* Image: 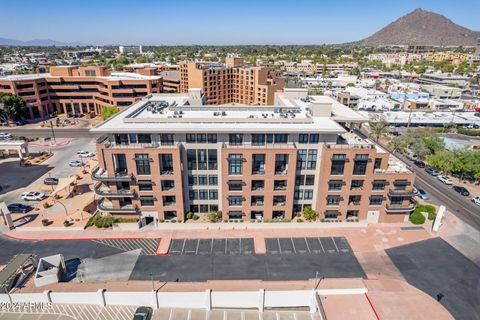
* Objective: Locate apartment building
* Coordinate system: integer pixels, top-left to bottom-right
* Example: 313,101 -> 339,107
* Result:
179,56 -> 284,105
91,88 -> 416,226
0,66 -> 162,119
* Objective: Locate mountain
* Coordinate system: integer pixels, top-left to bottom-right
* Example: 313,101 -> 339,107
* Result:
360,8 -> 480,46
0,37 -> 86,46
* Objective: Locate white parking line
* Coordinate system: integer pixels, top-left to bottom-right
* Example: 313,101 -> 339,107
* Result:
181,239 -> 186,254
290,238 -> 297,254
195,239 -> 200,255
331,238 -> 339,253
317,238 -> 325,253
303,238 -> 311,253
277,238 -> 282,254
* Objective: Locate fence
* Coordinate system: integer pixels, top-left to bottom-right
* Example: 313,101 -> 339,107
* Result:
0,287 -> 367,313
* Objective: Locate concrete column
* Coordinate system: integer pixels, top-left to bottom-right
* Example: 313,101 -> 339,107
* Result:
309,289 -> 318,313
43,290 -> 52,303
258,289 -> 265,312
152,290 -> 159,309
205,289 -> 212,311
97,289 -> 106,306
17,149 -> 23,160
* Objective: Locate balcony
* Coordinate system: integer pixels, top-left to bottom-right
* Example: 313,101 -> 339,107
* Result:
92,166 -> 134,182
388,189 -> 416,197
94,184 -> 135,198
385,201 -> 416,213
97,199 -> 137,214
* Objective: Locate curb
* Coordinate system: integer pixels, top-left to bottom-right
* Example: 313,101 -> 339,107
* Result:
3,233 -> 160,242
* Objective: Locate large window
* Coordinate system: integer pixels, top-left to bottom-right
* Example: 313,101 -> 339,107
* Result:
228,180 -> 243,191
140,196 -> 154,206
297,150 -> 307,169
326,195 -> 341,206
209,190 -> 218,200
160,154 -> 173,174
372,180 -> 386,191
138,180 -> 153,191
228,196 -> 243,206
113,154 -> 127,173
299,134 -> 309,144
307,150 -> 317,170
252,180 -> 264,191
252,154 -> 265,174
208,149 -> 217,170
160,134 -> 174,146
353,154 -> 369,175
330,154 -> 346,175
198,175 -> 208,185
304,190 -> 313,200
275,154 -> 289,174
274,134 -> 288,144
135,154 -> 151,175
197,149 -> 207,170
137,134 -> 151,144
161,180 -> 174,191
187,150 -> 197,170
114,134 -> 129,145
207,134 -> 217,144
252,134 -> 266,146
328,180 -> 343,191
228,154 -> 243,175
229,134 -> 243,146
369,195 -> 383,206
163,196 -> 176,206
209,175 -> 218,185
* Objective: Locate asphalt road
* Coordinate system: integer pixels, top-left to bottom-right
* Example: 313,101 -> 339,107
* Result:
1,127 -> 95,139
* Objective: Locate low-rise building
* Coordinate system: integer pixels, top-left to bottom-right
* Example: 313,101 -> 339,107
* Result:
90,88 -> 416,225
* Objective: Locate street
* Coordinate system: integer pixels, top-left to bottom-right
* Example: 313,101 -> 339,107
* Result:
0,138 -> 96,206
0,127 -> 94,139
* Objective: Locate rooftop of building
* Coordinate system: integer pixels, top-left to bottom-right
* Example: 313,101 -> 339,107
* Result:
360,110 -> 480,124
420,73 -> 469,80
91,89 -> 366,134
0,71 -> 160,81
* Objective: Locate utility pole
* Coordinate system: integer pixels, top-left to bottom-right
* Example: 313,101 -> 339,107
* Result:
49,121 -> 56,143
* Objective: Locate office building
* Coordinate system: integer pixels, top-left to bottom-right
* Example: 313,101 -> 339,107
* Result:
91,88 -> 416,226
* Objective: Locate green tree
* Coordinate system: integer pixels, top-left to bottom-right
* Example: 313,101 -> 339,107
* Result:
101,106 -> 120,120
302,206 -> 318,221
388,136 -> 407,154
369,120 -> 389,142
0,93 -> 27,122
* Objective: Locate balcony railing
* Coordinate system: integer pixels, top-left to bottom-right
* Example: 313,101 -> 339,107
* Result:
97,199 -> 138,214
94,185 -> 135,198
92,166 -> 134,182
385,201 -> 416,213
223,142 -> 296,149
388,189 -> 416,197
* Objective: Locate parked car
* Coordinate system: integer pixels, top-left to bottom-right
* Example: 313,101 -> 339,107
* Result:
7,203 -> 33,213
406,153 -> 418,161
69,160 -> 82,167
472,196 -> 480,206
453,186 -> 470,196
437,175 -> 453,185
43,177 -> 59,185
417,188 -> 430,200
77,150 -> 94,158
21,191 -> 46,201
132,306 -> 152,320
0,132 -> 13,139
414,160 -> 426,168
425,167 -> 439,176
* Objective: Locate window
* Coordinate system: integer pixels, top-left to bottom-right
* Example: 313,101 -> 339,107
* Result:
307,150 -> 317,170
207,134 -> 217,143
129,134 -> 137,144
349,195 -> 361,205
163,196 -> 176,206
273,211 -> 285,219
299,134 -> 309,144
252,180 -> 264,191
251,195 -> 264,206
294,190 -> 303,200
228,211 -> 243,219
85,70 -> 96,77
325,211 -> 340,219
252,134 -> 266,146
274,134 -> 288,143
135,154 -> 151,175
208,150 -> 217,170
138,180 -> 153,191
137,134 -> 151,144
252,154 -> 265,174
160,134 -> 174,146
330,154 -> 346,175
374,158 -> 382,171
304,175 -> 315,185
393,180 -> 409,190
188,175 -> 197,186
140,196 -> 154,206
186,134 -> 196,143
327,195 -> 341,206
372,180 -> 386,191
273,196 -> 286,206
304,190 -> 313,200
114,134 -> 129,145
229,196 -> 243,206
228,154 -> 243,175
198,175 -> 208,186
390,196 -> 404,205
297,150 -> 307,169
353,154 -> 369,175
199,190 -> 209,200
351,180 -> 364,191
229,134 -> 243,146
113,154 -> 127,173
209,175 -> 218,185
328,180 -> 343,191
196,134 -> 206,143
275,154 -> 288,174
309,134 -> 319,144
346,210 -> 359,218
190,205 -> 199,213
228,180 -> 243,191
369,195 -> 383,206
187,150 -> 197,170
160,154 -> 173,174
209,189 -> 218,200
189,190 -> 198,200
161,180 -> 174,191
296,175 -> 305,186
197,149 -> 207,170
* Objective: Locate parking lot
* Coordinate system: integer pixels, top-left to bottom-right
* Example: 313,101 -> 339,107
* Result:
168,238 -> 254,255
265,237 -> 351,255
93,238 -> 160,255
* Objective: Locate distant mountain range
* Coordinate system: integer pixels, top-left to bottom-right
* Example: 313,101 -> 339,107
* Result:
0,37 -> 86,46
360,8 -> 480,47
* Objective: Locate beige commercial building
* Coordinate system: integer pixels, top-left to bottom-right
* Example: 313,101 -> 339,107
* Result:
91,88 -> 416,226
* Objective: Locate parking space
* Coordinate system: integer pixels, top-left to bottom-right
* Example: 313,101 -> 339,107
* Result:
92,238 -> 160,255
168,238 -> 254,255
265,237 -> 352,255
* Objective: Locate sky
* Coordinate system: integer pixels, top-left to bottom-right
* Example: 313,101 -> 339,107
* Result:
1,0 -> 480,45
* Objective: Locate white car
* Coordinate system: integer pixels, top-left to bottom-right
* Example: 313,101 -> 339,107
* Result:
21,191 -> 46,201
77,151 -> 94,158
472,196 -> 480,206
437,175 -> 453,185
69,160 -> 83,167
0,132 -> 13,139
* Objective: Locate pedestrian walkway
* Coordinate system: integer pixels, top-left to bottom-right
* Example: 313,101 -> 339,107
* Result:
92,238 -> 160,255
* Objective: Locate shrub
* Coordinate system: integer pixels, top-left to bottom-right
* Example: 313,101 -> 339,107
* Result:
207,210 -> 222,222
101,106 -> 120,120
414,204 -> 436,221
192,214 -> 199,221
186,211 -> 193,220
409,211 -> 426,225
86,214 -> 113,228
297,218 -> 304,223
302,207 -> 318,221
113,217 -> 139,223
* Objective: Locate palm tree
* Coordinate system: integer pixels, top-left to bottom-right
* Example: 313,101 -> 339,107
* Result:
369,120 -> 389,143
388,137 -> 406,154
